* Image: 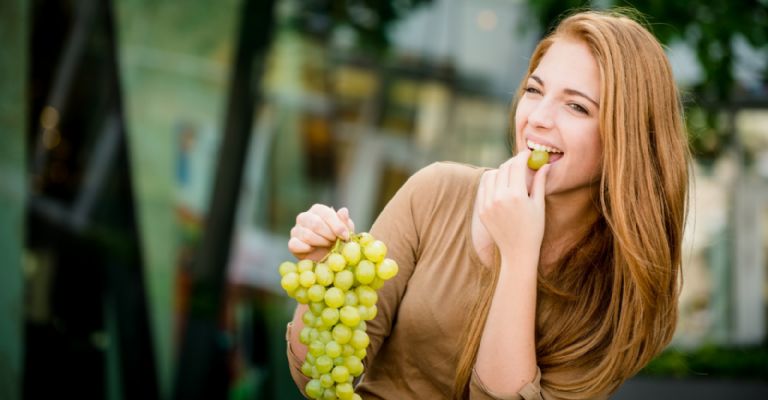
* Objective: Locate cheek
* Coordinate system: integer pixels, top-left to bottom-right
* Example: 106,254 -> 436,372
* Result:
583,129 -> 603,174
513,104 -> 529,151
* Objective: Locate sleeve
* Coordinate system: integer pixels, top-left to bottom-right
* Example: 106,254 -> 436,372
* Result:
363,163 -> 441,368
469,367 -> 610,400
469,367 -> 543,400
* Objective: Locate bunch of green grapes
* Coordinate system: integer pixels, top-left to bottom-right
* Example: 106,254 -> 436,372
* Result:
279,232 -> 399,400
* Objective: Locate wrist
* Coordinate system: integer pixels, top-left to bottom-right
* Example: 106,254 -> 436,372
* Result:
498,250 -> 540,278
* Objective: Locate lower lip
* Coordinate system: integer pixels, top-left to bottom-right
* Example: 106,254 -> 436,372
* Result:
548,153 -> 563,164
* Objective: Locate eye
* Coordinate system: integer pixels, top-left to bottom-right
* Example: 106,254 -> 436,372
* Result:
524,86 -> 542,95
568,103 -> 589,115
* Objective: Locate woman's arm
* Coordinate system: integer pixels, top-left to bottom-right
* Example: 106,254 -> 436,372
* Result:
472,151 -> 550,397
474,252 -> 539,395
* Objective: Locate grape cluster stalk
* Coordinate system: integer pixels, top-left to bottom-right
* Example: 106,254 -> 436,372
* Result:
279,232 -> 399,400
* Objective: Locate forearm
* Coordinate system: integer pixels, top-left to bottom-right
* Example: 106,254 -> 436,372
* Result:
474,252 -> 539,395
287,304 -> 310,392
289,304 -> 309,360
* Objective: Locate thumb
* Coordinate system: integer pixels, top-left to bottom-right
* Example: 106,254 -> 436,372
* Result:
531,164 -> 550,203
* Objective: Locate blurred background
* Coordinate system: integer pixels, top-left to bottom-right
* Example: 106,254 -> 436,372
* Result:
0,0 -> 767,399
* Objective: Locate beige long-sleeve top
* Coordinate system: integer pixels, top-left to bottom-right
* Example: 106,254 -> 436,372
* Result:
287,162 -> 610,399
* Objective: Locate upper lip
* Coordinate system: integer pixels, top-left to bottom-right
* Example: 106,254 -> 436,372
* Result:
525,136 -> 564,153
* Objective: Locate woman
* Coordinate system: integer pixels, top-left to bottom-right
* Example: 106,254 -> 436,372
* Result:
286,9 -> 690,400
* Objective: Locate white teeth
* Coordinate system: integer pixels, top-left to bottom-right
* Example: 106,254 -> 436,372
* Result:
526,139 -> 563,153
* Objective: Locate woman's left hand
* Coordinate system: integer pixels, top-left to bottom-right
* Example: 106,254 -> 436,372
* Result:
477,149 -> 551,258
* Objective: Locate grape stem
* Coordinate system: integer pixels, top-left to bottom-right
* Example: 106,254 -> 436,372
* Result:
319,232 -> 357,263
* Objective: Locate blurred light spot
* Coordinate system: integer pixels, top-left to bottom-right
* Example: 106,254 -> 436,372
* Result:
91,331 -> 110,350
43,128 -> 61,149
476,10 -> 497,32
40,106 -> 60,130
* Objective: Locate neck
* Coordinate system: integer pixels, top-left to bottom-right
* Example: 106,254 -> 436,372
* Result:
540,188 -> 601,271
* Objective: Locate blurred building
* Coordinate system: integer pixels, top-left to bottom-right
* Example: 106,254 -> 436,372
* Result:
1,0 -> 767,399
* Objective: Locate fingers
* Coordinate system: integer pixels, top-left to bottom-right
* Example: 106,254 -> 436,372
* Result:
496,150 -> 530,196
531,164 -> 550,203
494,159 -> 511,192
296,205 -> 346,241
337,207 -> 356,233
291,225 -> 334,248
511,149 -> 531,190
288,237 -> 312,254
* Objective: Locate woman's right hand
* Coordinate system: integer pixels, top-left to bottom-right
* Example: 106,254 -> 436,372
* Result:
288,204 -> 356,261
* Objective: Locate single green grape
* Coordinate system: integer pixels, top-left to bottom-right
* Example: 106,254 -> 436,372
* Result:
307,284 -> 326,303
369,276 -> 385,290
376,258 -> 398,280
319,373 -> 334,388
301,361 -> 313,377
310,365 -> 320,379
302,310 -> 317,327
344,355 -> 364,377
280,272 -> 300,294
354,260 -> 376,285
324,287 -> 345,309
307,328 -> 319,343
356,232 -> 374,246
527,149 -> 550,170
341,343 -> 355,357
342,241 -> 362,265
320,307 -> 339,326
325,340 -> 342,358
357,305 -> 371,321
344,291 -> 359,307
350,329 -> 369,350
332,324 -> 352,344
356,286 -> 377,307
363,240 -> 387,263
314,263 -> 334,286
299,270 -> 317,288
321,388 -> 336,400
331,365 -> 350,383
305,379 -> 323,399
318,330 -> 333,344
351,393 -> 362,400
299,326 -> 313,345
364,305 -> 378,321
354,347 -> 366,360
335,382 -> 354,400
334,270 -> 354,291
309,301 -> 325,315
315,355 -> 333,374
339,306 -> 361,327
327,253 -> 347,272
309,340 -> 326,357
297,259 -> 315,273
279,261 -> 297,276
294,287 -> 309,304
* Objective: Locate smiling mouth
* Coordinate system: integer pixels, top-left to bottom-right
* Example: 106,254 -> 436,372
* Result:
526,139 -> 564,163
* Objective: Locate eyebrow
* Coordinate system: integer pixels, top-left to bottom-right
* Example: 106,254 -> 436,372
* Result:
530,75 -> 600,108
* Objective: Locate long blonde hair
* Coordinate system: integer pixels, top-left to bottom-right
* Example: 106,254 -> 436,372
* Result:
454,10 -> 690,399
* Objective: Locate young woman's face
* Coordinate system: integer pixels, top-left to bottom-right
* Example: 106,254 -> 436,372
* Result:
515,38 -> 602,196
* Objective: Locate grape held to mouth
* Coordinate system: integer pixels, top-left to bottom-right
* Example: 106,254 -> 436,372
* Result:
527,149 -> 550,170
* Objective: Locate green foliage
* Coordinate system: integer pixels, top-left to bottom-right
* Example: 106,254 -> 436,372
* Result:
524,0 -> 768,101
288,0 -> 433,52
642,344 -> 768,380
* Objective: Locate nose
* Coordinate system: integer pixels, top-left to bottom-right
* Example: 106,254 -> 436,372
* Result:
527,99 -> 555,130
